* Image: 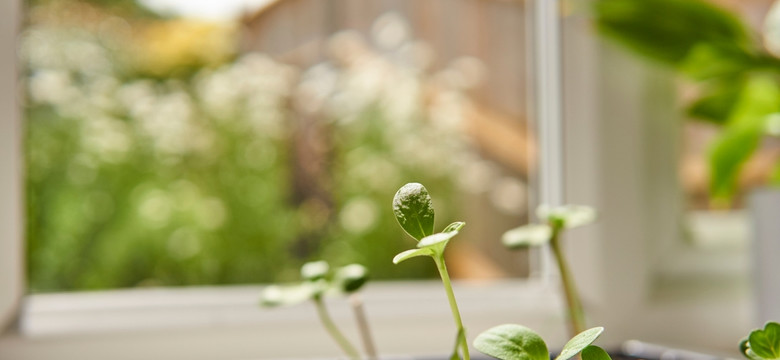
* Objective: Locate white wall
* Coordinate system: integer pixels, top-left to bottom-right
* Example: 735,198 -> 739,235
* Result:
0,0 -> 23,333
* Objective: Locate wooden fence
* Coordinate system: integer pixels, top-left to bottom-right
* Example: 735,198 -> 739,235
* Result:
240,0 -> 532,175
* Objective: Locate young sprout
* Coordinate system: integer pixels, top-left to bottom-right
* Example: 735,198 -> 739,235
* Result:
260,261 -> 374,360
474,324 -> 612,360
740,322 -> 780,360
337,264 -> 378,360
392,182 -> 470,360
502,205 -> 596,337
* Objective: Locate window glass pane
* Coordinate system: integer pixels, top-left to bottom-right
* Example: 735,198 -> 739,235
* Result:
23,0 -> 535,292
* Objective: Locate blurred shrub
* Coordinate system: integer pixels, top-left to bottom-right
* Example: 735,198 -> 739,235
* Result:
23,6 -> 474,291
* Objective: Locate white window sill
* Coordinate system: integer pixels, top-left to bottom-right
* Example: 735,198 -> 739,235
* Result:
0,280 -> 570,360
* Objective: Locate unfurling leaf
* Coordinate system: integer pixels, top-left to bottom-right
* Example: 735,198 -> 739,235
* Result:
418,231 -> 460,249
748,322 -> 780,359
334,264 -> 369,293
474,324 -> 549,360
555,327 -> 605,360
301,260 -> 330,281
393,183 -> 435,241
502,225 -> 552,249
537,205 -> 597,229
259,283 -> 316,307
392,248 -> 433,264
581,345 -> 612,360
443,221 -> 466,233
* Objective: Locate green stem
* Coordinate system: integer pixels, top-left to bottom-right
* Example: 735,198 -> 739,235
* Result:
549,225 -> 586,337
434,254 -> 470,360
313,297 -> 361,360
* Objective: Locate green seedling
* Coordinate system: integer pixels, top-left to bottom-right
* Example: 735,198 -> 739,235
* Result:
502,205 -> 597,337
740,322 -> 780,360
260,261 -> 375,360
392,182 -> 470,360
474,324 -> 612,360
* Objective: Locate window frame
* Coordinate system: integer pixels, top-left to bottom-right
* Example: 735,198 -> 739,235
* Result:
0,1 -> 757,359
0,0 -> 23,336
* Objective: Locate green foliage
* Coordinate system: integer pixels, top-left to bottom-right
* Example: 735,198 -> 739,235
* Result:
502,225 -> 552,249
743,322 -> 780,360
594,0 -> 750,66
503,205 -> 595,337
594,0 -> 780,203
555,327 -> 604,360
260,261 -> 369,307
473,325 -> 607,360
686,78 -> 745,125
392,183 -> 436,241
301,261 -> 330,281
581,345 -> 613,360
392,183 -> 470,360
24,12 -> 467,291
392,184 -> 465,265
334,264 -> 369,293
503,205 -> 596,249
474,324 -> 549,360
709,76 -> 780,201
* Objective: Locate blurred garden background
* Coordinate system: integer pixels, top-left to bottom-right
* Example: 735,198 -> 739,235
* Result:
23,0 -> 534,292
23,0 -> 780,294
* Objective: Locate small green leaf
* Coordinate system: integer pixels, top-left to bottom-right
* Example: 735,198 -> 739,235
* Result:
474,324 -> 549,360
259,283 -> 316,307
555,327 -> 605,360
393,248 -> 433,264
418,231 -> 459,249
749,322 -> 780,359
581,345 -> 612,360
334,264 -> 369,293
443,221 -> 466,233
301,260 -> 330,281
393,183 -> 435,241
709,76 -> 780,202
537,205 -> 597,229
741,337 -> 764,360
502,225 -> 552,249
679,43 -> 755,80
686,78 -> 744,125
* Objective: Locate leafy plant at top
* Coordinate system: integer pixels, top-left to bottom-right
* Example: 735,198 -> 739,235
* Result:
392,182 -> 470,360
740,322 -> 780,360
474,324 -> 612,360
594,0 -> 780,203
260,261 -> 374,360
503,205 -> 596,337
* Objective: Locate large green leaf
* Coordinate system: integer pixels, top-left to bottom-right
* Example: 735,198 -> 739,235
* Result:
686,78 -> 745,125
594,0 -> 750,66
392,183 -> 435,241
555,327 -> 605,360
679,43 -> 756,80
581,345 -> 613,360
709,76 -> 780,201
473,324 -> 549,360
749,322 -> 780,359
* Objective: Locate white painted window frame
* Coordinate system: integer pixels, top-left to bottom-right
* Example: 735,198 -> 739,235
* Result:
0,1 -> 756,359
